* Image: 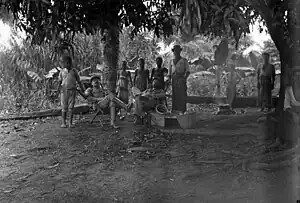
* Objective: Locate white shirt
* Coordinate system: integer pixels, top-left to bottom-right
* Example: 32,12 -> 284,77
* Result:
169,57 -> 190,75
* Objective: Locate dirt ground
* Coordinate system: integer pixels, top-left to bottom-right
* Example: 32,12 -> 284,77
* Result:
0,111 -> 300,203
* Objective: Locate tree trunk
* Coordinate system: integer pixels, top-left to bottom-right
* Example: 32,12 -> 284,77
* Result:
102,25 -> 120,93
259,3 -> 300,144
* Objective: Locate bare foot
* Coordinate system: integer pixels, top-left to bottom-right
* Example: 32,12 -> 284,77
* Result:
61,124 -> 67,128
68,123 -> 75,128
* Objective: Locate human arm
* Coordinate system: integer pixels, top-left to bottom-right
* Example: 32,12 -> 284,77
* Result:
184,59 -> 190,79
117,71 -> 120,81
168,60 -> 172,82
57,70 -> 63,92
74,69 -> 85,93
127,71 -> 133,87
271,65 -> 276,89
146,69 -> 150,84
236,72 -> 242,83
257,65 -> 261,89
150,68 -> 155,82
133,70 -> 138,86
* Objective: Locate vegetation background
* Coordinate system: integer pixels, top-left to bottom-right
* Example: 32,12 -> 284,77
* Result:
0,23 -> 280,114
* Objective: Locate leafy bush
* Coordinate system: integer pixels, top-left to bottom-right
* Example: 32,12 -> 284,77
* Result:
0,29 -> 105,114
0,25 -> 272,114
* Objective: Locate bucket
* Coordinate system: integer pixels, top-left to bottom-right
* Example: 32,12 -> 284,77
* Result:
150,112 -> 165,127
156,104 -> 168,115
176,112 -> 196,129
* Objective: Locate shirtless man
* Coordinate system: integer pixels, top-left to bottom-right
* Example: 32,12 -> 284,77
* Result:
150,57 -> 168,90
84,75 -> 132,128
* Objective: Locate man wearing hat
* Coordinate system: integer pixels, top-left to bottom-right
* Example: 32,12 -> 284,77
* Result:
257,52 -> 276,112
84,75 -> 132,128
168,45 -> 190,113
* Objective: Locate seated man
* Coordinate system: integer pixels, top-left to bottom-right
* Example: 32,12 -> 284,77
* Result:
133,79 -> 166,124
84,75 -> 132,129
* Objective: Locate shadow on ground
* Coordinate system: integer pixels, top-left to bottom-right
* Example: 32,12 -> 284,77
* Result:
0,112 -> 299,203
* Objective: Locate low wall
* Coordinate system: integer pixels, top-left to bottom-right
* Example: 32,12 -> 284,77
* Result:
187,96 -> 279,108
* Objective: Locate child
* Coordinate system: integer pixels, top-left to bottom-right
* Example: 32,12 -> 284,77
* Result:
58,55 -> 85,128
117,61 -> 132,104
117,61 -> 133,119
134,58 -> 149,92
84,75 -> 133,129
226,55 -> 241,109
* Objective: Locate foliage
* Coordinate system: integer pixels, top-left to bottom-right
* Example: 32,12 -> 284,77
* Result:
0,29 -> 106,113
263,39 -> 280,65
0,0 -> 259,47
119,27 -> 159,70
187,74 -> 257,97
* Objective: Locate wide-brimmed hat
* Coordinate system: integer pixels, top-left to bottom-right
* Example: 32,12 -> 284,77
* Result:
90,75 -> 101,83
172,45 -> 182,52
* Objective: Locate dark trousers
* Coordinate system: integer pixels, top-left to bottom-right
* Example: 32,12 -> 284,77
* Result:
259,76 -> 272,110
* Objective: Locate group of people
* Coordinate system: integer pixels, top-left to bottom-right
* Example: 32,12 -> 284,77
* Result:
57,44 -> 191,128
57,44 -> 276,129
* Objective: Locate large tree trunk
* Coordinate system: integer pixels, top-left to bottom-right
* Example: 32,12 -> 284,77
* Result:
102,25 -> 120,93
101,10 -> 120,126
259,3 -> 300,145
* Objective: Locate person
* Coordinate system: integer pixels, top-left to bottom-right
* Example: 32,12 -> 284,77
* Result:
58,55 -> 85,128
226,54 -> 241,108
117,61 -> 132,104
168,45 -> 190,113
134,58 -> 149,92
133,79 -> 166,124
257,52 -> 275,112
84,75 -> 133,129
117,61 -> 133,119
150,56 -> 168,90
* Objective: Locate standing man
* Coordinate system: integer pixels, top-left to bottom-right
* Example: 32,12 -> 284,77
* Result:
150,56 -> 168,90
168,45 -> 190,113
257,52 -> 276,112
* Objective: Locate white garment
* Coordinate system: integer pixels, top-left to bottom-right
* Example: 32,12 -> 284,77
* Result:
283,86 -> 300,110
169,57 -> 190,75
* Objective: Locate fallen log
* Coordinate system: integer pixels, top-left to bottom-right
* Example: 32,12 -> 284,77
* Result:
0,104 -> 90,121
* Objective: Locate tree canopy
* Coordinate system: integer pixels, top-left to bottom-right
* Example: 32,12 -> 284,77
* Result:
0,0 -> 256,46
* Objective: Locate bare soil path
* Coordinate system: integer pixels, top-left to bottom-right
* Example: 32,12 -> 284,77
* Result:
0,112 -> 299,203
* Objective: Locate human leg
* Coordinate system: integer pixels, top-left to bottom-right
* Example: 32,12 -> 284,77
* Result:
260,78 -> 266,112
60,89 -> 68,128
266,81 -> 272,111
109,102 -> 119,129
68,90 -> 76,128
96,95 -> 119,128
118,90 -> 129,119
172,76 -> 187,113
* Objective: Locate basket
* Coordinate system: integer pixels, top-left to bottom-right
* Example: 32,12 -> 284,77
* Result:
176,112 -> 196,129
